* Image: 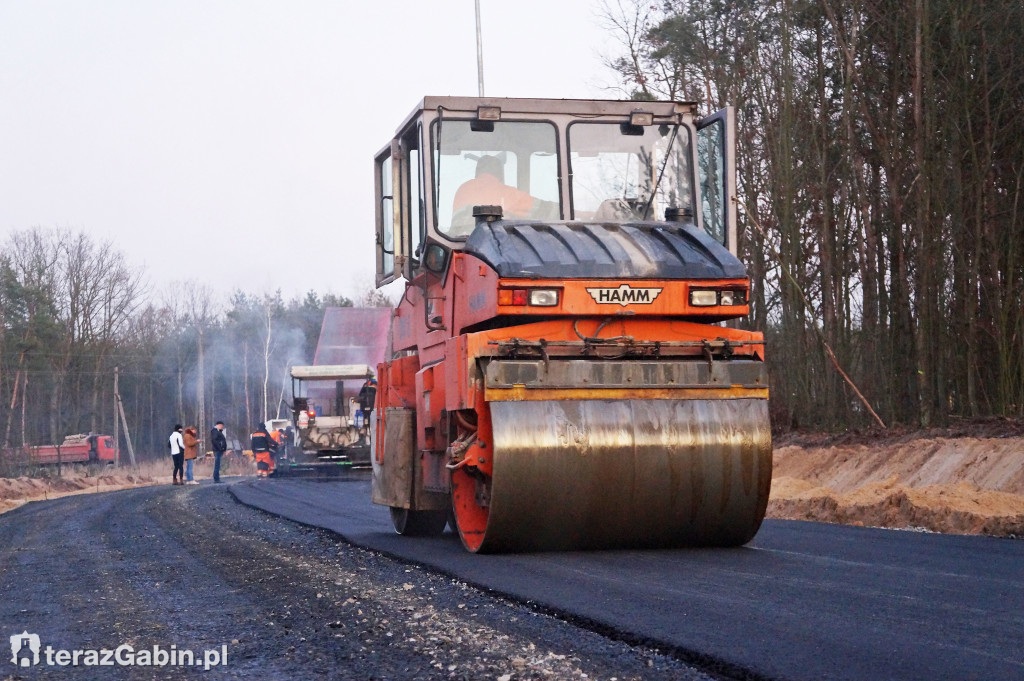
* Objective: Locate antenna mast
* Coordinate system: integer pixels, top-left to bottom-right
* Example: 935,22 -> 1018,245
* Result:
475,0 -> 485,96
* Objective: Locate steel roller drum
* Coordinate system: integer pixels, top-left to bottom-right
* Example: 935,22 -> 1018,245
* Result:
478,398 -> 772,552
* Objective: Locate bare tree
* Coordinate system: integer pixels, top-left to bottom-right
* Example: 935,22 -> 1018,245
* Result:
184,281 -> 217,441
598,0 -> 1024,427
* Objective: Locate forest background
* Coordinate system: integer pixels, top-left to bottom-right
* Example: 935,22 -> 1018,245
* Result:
2,0 -> 1023,461
0,226 -> 389,460
601,0 -> 1023,428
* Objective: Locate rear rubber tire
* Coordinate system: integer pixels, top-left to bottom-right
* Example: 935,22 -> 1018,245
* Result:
390,507 -> 447,537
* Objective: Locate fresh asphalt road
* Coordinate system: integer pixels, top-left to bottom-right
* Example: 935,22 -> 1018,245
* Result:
232,476 -> 1024,681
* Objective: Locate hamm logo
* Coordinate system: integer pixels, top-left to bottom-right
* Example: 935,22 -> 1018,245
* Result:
586,285 -> 663,307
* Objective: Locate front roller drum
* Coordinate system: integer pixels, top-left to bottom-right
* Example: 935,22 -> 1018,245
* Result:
451,398 -> 772,553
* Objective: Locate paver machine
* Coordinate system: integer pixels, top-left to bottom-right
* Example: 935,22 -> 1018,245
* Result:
370,97 -> 770,552
290,363 -> 376,465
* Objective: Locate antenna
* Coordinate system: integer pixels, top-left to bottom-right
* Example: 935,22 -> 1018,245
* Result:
475,0 -> 485,96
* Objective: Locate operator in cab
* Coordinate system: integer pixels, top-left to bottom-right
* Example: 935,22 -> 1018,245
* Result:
451,156 -> 558,229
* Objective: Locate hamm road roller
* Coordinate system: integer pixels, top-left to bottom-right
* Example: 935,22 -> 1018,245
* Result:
370,97 -> 770,552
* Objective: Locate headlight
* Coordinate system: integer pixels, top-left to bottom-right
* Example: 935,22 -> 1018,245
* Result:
690,290 -> 718,306
721,290 -> 746,305
690,288 -> 746,307
529,289 -> 559,306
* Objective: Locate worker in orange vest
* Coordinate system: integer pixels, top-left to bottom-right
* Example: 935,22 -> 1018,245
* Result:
269,427 -> 289,461
250,422 -> 277,477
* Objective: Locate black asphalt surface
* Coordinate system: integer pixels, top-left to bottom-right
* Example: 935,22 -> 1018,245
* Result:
232,476 -> 1024,681
0,481 -> 710,680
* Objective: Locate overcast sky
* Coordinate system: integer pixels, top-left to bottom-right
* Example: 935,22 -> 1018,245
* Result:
0,1 -> 623,303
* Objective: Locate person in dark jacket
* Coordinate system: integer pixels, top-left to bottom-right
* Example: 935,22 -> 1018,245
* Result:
250,422 -> 277,477
210,421 -> 228,483
357,377 -> 377,414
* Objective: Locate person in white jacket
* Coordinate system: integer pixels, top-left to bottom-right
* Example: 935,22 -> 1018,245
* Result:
169,424 -> 185,485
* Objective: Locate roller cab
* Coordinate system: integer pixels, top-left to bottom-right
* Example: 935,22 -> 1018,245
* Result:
370,97 -> 770,552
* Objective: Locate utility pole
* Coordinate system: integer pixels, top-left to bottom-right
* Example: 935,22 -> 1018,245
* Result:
197,327 -> 206,447
113,366 -> 137,467
113,367 -> 120,466
116,394 -> 137,467
475,0 -> 485,96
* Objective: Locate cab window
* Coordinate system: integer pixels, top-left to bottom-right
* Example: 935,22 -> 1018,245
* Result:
432,120 -> 560,238
374,149 -> 396,283
401,125 -> 425,265
568,121 -> 693,222
697,117 -> 726,245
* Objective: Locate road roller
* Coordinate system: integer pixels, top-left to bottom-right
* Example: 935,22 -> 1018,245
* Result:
370,97 -> 770,552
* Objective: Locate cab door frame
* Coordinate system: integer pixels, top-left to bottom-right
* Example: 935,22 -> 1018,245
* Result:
375,118 -> 428,286
374,142 -> 403,286
696,106 -> 738,256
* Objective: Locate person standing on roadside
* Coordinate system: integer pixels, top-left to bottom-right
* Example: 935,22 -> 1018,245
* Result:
210,420 -> 228,483
183,426 -> 202,485
169,424 -> 185,485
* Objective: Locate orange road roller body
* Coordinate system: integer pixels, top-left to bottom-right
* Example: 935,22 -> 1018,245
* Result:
370,97 -> 771,552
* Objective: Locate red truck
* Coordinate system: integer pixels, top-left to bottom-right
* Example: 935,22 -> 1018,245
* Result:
27,433 -> 116,465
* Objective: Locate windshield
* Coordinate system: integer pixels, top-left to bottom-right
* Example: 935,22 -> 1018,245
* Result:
433,120 -> 560,237
568,122 -> 693,222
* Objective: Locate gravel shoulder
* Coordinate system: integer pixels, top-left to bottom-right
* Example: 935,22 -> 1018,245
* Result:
0,482 -> 709,681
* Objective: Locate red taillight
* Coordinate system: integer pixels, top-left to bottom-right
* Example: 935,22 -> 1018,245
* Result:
498,287 -> 560,307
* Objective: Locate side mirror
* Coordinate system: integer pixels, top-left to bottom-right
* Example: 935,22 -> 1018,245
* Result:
423,242 -> 450,275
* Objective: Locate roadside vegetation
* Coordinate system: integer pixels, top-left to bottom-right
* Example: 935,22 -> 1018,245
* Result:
0,226 -> 391,465
601,0 -> 1024,430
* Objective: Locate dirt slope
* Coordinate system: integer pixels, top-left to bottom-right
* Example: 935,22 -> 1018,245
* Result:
0,455 -> 258,514
0,472 -> 159,513
768,429 -> 1024,536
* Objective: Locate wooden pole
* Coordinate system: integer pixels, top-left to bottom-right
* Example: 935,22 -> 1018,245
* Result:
116,394 -> 137,468
197,328 -> 205,450
113,367 -> 120,467
113,367 -> 136,468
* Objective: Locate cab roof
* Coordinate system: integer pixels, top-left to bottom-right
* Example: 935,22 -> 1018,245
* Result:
290,364 -> 374,381
394,96 -> 699,134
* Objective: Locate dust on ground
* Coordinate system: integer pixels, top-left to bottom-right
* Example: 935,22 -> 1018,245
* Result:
768,419 -> 1024,536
